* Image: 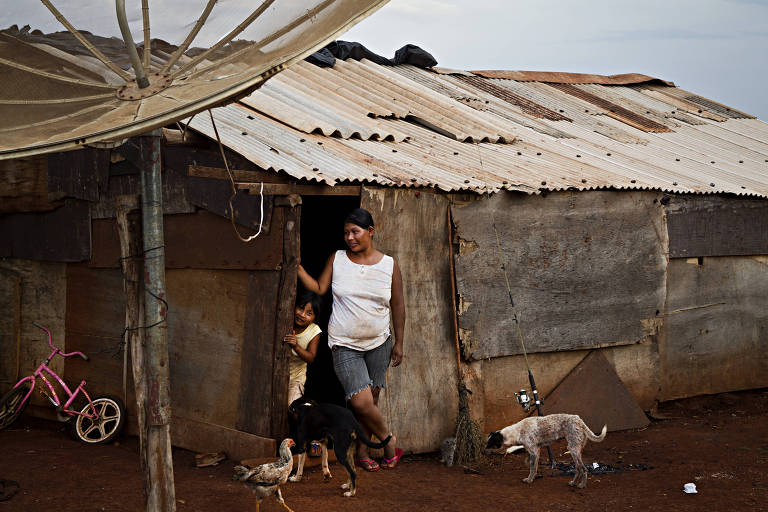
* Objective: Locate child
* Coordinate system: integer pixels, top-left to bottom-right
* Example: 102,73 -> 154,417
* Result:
283,290 -> 322,405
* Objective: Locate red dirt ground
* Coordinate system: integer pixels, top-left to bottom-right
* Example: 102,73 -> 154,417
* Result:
1,389 -> 766,512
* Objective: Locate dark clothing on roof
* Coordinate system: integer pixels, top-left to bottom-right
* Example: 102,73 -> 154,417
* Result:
306,41 -> 437,69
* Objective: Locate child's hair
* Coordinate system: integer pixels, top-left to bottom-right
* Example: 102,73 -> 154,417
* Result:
296,289 -> 322,317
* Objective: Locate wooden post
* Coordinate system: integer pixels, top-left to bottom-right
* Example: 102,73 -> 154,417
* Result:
139,130 -> 176,511
115,194 -> 150,498
269,195 -> 301,441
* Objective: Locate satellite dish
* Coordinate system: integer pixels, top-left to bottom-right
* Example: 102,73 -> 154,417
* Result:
0,0 -> 389,159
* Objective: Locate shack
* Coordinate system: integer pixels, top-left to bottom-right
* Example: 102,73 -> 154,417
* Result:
2,54 -> 767,457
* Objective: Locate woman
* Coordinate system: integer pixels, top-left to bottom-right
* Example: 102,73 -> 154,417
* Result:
297,208 -> 405,470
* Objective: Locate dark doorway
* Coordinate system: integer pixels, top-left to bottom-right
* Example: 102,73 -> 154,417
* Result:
300,194 -> 360,406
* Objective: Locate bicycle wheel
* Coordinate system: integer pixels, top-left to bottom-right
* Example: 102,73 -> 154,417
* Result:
0,384 -> 32,430
72,395 -> 126,444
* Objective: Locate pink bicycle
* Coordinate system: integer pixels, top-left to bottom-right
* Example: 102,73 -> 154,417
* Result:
0,323 -> 125,444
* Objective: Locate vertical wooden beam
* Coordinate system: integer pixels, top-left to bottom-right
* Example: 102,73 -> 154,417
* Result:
139,130 -> 176,511
269,195 -> 301,440
115,194 -> 150,497
237,269 -> 281,436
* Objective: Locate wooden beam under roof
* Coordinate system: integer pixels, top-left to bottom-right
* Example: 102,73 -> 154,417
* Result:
189,164 -> 361,196
238,182 -> 361,196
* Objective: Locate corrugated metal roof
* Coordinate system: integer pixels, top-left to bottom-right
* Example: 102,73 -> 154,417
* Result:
469,70 -> 675,87
188,59 -> 768,198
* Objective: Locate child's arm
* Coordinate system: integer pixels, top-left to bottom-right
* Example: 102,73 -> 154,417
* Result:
283,331 -> 321,364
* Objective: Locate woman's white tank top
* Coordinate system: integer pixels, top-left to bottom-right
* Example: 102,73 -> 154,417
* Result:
328,250 -> 393,351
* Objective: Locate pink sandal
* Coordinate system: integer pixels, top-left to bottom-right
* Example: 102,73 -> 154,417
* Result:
382,448 -> 403,469
356,458 -> 380,472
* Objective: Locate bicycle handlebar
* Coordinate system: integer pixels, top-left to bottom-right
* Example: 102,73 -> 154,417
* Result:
33,322 -> 89,361
60,350 -> 89,360
33,322 -> 54,350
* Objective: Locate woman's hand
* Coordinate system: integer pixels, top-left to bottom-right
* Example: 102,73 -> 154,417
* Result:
391,342 -> 403,367
283,330 -> 298,349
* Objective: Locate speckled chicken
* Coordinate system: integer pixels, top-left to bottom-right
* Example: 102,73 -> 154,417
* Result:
234,438 -> 295,512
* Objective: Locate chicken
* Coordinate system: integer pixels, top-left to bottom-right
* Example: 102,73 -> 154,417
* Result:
234,438 -> 295,512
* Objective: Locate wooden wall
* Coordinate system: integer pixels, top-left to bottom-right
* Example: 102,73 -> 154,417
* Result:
0,260 -> 67,408
659,256 -> 768,400
165,269 -> 250,427
59,206 -> 287,457
468,339 -> 662,433
361,187 -> 458,453
452,190 -> 668,360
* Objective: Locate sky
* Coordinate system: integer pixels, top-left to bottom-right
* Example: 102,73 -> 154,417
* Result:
343,0 -> 768,120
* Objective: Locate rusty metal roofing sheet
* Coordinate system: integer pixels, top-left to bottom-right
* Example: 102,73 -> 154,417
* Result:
234,57 -> 526,144
489,79 -> 650,144
188,61 -> 768,199
454,75 -> 571,122
469,70 -> 675,86
389,66 -> 574,139
648,86 -> 756,119
549,83 -> 673,133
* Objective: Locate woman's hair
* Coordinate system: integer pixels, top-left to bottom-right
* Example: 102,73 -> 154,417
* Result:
296,289 -> 322,317
344,207 -> 374,229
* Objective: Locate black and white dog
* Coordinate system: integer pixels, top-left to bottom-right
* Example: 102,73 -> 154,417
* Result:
288,397 -> 391,497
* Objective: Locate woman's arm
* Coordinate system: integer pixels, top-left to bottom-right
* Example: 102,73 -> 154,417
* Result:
389,260 -> 405,367
297,253 -> 335,295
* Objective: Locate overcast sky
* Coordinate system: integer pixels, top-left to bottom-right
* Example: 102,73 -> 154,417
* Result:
343,0 -> 768,120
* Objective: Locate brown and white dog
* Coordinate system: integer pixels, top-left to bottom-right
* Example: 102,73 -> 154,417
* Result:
484,414 -> 607,488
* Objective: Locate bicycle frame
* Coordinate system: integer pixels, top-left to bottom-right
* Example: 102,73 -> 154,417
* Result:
11,324 -> 99,421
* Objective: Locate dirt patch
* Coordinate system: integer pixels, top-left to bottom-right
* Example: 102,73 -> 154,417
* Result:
1,389 -> 767,511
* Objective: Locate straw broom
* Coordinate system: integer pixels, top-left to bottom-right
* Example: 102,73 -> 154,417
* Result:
453,381 -> 482,465
447,208 -> 482,465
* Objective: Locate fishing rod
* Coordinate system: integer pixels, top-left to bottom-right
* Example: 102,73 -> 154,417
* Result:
491,211 -> 556,468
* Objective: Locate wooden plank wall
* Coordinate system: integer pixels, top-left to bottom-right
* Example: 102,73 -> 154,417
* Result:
361,187 -> 458,453
0,156 -> 56,213
0,268 -> 21,388
666,195 -> 768,257
89,210 -> 282,270
65,265 -> 130,403
0,200 -> 91,261
0,260 -> 66,400
165,269 -> 250,427
452,190 -> 668,360
63,262 -> 279,439
65,209 -> 286,447
659,256 -> 768,400
237,271 -> 281,435
47,148 -> 110,202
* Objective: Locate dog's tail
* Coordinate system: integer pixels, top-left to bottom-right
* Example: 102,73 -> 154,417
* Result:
586,424 -> 608,443
354,428 -> 392,449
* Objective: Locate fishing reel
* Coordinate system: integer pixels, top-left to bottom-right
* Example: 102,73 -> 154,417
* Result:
514,389 -> 540,413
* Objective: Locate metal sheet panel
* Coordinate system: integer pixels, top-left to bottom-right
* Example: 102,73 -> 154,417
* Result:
454,75 -> 571,121
542,350 -> 650,433
665,195 -> 768,257
185,60 -> 768,198
549,83 -> 673,133
469,70 -> 674,86
453,191 -> 667,360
